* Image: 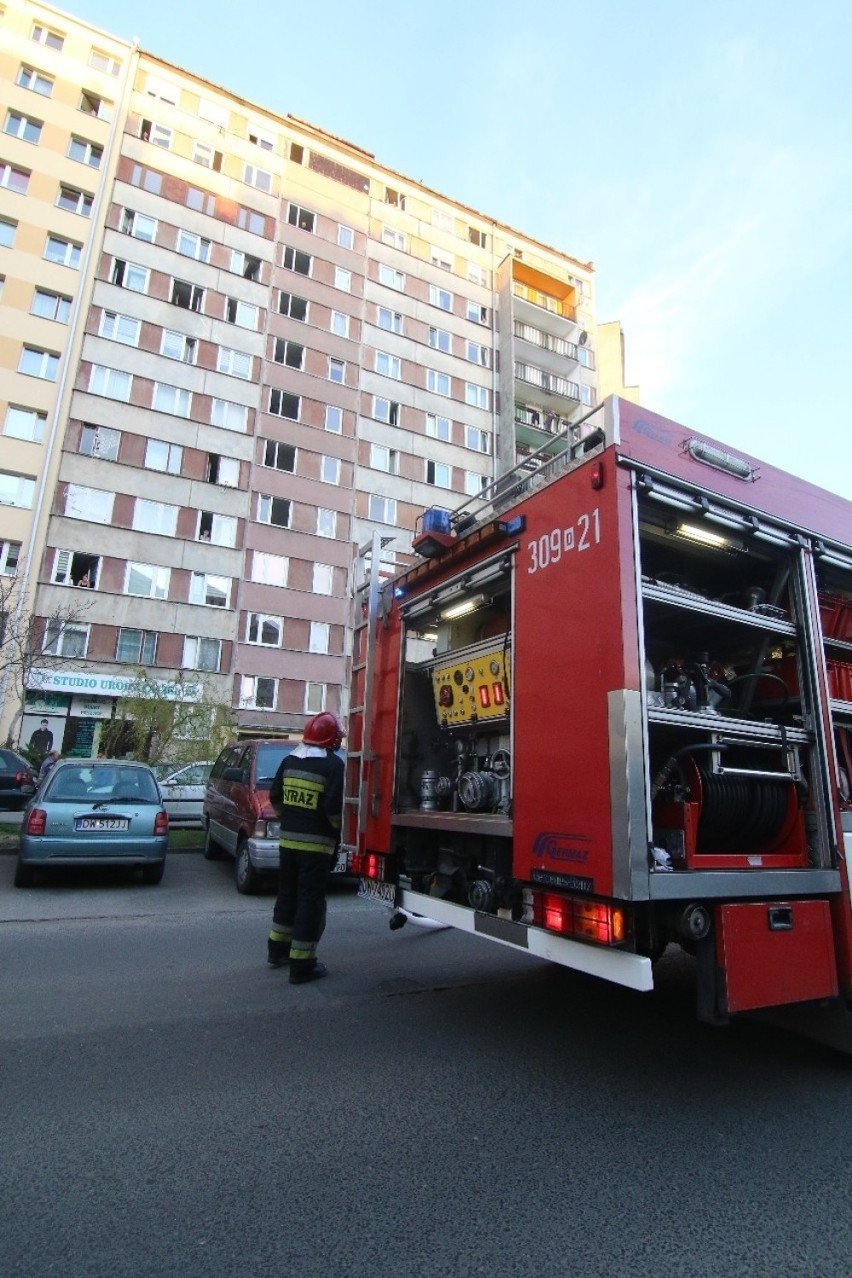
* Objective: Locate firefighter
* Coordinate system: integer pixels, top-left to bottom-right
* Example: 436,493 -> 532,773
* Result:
266,713 -> 345,984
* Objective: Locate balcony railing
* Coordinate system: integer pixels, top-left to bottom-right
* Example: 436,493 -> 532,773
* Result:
512,282 -> 576,322
514,362 -> 580,401
514,321 -> 577,360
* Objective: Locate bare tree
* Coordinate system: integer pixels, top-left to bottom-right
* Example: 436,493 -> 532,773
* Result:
0,574 -> 93,749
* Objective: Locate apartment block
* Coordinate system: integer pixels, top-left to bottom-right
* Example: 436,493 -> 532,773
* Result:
0,0 -> 625,754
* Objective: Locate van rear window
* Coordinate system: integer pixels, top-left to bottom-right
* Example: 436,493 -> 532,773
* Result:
256,744 -> 295,785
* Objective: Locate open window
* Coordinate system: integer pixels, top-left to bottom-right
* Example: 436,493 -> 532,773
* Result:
52,548 -> 100,588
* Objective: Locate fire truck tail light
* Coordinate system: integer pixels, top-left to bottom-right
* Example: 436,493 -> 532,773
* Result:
522,888 -> 628,946
591,460 -> 605,491
350,852 -> 387,881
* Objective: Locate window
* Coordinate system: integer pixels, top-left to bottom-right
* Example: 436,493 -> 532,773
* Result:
467,300 -> 489,325
177,230 -> 211,262
432,208 -> 453,233
279,291 -> 308,320
375,351 -> 401,379
282,246 -> 312,276
152,384 -> 192,417
468,227 -> 487,249
240,676 -> 277,711
79,424 -> 120,460
99,311 -> 140,345
325,405 -> 343,434
141,121 -> 172,149
426,414 -> 451,442
316,508 -> 337,538
313,563 -> 333,595
580,384 -> 596,407
385,187 -> 405,210
218,347 -> 253,379
248,124 -> 275,151
330,310 -> 349,337
244,163 -> 272,192
427,461 -> 452,488
466,340 -> 489,366
191,141 -> 223,171
287,204 -> 315,232
45,235 -> 81,268
57,185 -> 92,216
32,24 -> 65,50
161,329 -> 197,363
19,346 -> 59,380
269,389 -> 300,420
0,163 -> 30,194
65,484 -> 113,523
309,622 -> 330,654
89,49 -> 122,76
52,549 -> 100,588
251,552 -> 288,586
329,358 -> 345,384
0,218 -> 16,247
189,572 -> 231,608
305,683 -> 327,715
4,406 -> 46,443
258,495 -> 291,528
371,444 -> 398,474
198,99 -> 229,128
465,471 -> 488,497
373,397 -> 400,426
289,142 -> 305,164
32,289 -> 71,323
79,90 -> 112,121
43,621 -> 88,659
379,264 -> 405,291
334,266 -> 351,292
467,263 -> 487,287
89,364 -> 131,401
145,75 -> 179,105
132,167 -> 163,196
232,250 -> 262,281
369,495 -> 396,524
427,369 -> 451,397
273,338 -> 304,369
237,206 -> 265,235
263,440 -> 296,472
1,540 -> 22,576
68,137 -> 102,168
225,297 -> 259,329
377,307 -> 403,334
116,628 -> 157,664
111,259 -> 149,292
133,499 -> 179,536
182,636 -> 221,672
170,279 -> 204,312
0,472 -> 36,509
381,227 -> 406,250
431,247 -> 453,272
578,346 -> 595,369
125,562 -> 170,599
145,439 -> 182,474
321,456 -> 340,485
4,111 -> 42,144
206,454 -> 240,487
196,511 -> 237,547
210,399 -> 248,432
429,327 -> 451,353
466,426 -> 490,454
465,383 -> 489,410
338,225 -> 354,249
18,66 -> 53,96
247,614 -> 282,647
429,284 -> 453,312
120,209 -> 156,241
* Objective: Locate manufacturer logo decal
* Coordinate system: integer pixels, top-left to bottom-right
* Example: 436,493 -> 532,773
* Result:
532,831 -> 590,864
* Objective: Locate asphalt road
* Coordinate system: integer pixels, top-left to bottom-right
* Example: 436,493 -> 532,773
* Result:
1,853 -> 850,1278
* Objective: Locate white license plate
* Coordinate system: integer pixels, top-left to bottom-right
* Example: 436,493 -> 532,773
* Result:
331,850 -> 349,874
358,877 -> 396,907
75,817 -> 130,831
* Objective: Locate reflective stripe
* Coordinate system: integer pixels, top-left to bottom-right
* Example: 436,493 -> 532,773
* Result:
278,835 -> 336,853
269,928 -> 292,942
290,942 -> 317,960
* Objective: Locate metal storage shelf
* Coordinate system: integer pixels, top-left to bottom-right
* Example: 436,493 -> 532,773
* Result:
642,583 -> 797,636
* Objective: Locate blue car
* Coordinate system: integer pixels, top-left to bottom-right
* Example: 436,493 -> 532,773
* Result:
15,759 -> 168,888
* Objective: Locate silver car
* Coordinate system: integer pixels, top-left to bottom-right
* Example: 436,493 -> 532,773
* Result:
154,762 -> 213,828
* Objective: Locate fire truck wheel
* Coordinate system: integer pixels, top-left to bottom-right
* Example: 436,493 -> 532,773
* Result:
235,837 -> 261,895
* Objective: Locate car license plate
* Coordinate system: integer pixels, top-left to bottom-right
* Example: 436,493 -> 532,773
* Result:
358,877 -> 396,907
331,849 -> 348,874
75,817 -> 130,831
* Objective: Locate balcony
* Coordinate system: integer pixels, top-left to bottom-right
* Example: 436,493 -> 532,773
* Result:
515,361 -> 581,406
512,281 -> 576,323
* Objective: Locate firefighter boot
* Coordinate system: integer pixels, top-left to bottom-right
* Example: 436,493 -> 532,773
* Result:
267,929 -> 291,967
289,959 -> 328,985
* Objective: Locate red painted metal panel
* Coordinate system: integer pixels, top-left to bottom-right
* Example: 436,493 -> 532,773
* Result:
717,900 -> 838,1013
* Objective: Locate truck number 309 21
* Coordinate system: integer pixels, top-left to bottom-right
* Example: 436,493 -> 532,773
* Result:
527,508 -> 601,574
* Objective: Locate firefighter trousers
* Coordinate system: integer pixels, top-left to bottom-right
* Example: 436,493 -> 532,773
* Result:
272,847 -> 333,967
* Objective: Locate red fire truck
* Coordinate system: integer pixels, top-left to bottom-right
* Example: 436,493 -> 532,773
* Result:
346,397 -> 852,1051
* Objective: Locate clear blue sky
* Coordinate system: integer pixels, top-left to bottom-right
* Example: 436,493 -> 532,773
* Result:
64,0 -> 852,500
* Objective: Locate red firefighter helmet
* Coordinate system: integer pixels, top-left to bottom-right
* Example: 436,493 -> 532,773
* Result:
303,712 -> 344,750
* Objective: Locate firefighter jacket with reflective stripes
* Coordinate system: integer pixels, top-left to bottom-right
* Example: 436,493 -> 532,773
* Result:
269,745 -> 344,854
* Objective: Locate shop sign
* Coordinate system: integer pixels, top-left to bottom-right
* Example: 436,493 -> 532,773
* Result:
70,696 -> 112,720
27,668 -> 204,702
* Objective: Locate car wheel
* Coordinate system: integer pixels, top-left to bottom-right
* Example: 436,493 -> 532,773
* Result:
13,860 -> 36,888
140,863 -> 165,885
202,821 -> 223,861
234,838 -> 261,895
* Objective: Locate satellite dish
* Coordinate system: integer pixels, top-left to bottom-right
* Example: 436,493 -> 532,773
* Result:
579,331 -> 588,345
